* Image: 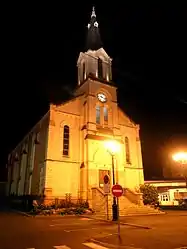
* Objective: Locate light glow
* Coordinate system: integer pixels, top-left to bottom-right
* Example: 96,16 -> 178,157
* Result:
172,152 -> 187,164
104,140 -> 120,154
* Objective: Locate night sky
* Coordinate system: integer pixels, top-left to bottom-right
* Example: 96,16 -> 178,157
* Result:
1,5 -> 187,181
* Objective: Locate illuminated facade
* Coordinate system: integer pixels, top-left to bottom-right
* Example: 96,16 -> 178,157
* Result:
7,8 -> 145,210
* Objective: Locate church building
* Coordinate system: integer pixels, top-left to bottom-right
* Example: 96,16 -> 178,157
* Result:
7,8 -> 145,212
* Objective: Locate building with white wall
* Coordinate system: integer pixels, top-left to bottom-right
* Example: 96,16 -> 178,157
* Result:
145,179 -> 187,206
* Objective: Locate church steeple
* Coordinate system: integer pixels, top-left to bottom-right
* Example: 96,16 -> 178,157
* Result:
77,7 -> 112,85
86,7 -> 102,51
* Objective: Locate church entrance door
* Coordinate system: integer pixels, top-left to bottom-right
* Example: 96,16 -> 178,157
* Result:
99,169 -> 111,189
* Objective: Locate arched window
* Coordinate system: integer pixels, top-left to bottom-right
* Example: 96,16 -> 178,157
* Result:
125,137 -> 130,163
98,58 -> 103,78
109,64 -> 112,81
96,105 -> 100,124
63,125 -> 69,156
103,106 -> 108,125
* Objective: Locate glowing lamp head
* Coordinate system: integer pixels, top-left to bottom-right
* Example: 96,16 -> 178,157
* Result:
104,140 -> 120,154
172,152 -> 187,164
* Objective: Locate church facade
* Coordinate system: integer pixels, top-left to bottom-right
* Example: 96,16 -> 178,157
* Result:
7,8 -> 144,208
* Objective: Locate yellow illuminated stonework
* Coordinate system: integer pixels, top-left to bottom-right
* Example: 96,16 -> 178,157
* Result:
7,8 -> 151,215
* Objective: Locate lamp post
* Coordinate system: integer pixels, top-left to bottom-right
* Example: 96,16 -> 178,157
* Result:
172,152 -> 187,189
104,140 -> 120,221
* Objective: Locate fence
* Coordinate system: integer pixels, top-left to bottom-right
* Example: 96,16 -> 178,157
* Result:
4,193 -> 89,212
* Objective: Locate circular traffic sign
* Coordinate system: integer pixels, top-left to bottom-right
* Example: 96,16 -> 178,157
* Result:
112,184 -> 123,197
104,175 -> 110,184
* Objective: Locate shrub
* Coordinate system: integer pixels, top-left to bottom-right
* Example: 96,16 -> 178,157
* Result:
140,184 -> 159,205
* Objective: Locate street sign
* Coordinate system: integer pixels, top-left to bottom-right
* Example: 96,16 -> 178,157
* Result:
112,184 -> 123,197
104,175 -> 109,184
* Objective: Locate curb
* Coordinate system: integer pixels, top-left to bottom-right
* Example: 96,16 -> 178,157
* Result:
82,211 -> 165,219
81,215 -> 151,229
90,238 -> 142,249
11,210 -> 86,218
33,214 -> 81,218
120,222 -> 150,229
11,209 -> 32,217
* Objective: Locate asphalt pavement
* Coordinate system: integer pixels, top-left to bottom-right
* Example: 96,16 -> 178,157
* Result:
0,209 -> 187,249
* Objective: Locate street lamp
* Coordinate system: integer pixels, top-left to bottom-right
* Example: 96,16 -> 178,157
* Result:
172,152 -> 187,188
104,140 -> 120,221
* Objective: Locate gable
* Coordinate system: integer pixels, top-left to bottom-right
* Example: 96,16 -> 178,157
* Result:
118,107 -> 136,127
51,95 -> 83,116
77,52 -> 84,65
96,48 -> 112,61
77,48 -> 112,65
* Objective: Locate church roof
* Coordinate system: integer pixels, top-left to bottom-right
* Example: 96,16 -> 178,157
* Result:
85,7 -> 103,51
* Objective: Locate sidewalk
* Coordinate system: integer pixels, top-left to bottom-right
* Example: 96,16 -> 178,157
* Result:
82,212 -> 166,229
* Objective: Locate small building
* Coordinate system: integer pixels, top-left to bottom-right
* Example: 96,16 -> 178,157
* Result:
145,179 -> 187,206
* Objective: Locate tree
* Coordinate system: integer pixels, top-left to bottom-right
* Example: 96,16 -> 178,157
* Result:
140,184 -> 159,205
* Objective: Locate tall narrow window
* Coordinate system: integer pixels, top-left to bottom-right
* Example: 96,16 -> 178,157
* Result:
125,137 -> 130,163
82,62 -> 85,81
98,58 -> 103,78
109,64 -> 112,80
63,125 -> 69,156
103,106 -> 108,125
96,106 -> 100,124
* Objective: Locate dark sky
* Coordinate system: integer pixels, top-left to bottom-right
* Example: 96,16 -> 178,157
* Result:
1,4 -> 187,181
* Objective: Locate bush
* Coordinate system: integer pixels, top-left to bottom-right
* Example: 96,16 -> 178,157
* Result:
28,198 -> 92,216
78,200 -> 89,209
140,184 -> 159,206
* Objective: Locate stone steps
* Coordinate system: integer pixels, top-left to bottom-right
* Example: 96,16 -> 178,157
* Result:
92,187 -> 161,217
97,206 -> 161,216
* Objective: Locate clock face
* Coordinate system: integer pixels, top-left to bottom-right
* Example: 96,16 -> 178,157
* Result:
97,93 -> 107,103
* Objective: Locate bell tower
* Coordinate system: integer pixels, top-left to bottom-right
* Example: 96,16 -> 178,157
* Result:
75,7 -> 119,136
77,7 -> 112,85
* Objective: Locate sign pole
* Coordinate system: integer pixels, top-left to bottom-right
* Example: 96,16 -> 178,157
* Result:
106,194 -> 109,220
111,184 -> 123,243
117,197 -> 121,240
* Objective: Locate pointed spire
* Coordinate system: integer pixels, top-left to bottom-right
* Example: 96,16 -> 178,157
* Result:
85,7 -> 102,51
91,6 -> 96,18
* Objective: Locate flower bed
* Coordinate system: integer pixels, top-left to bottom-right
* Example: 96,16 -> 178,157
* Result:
29,200 -> 95,216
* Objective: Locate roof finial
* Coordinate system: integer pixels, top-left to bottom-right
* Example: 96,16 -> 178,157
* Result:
91,6 -> 96,18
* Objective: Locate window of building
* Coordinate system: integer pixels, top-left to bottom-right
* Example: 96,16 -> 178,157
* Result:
109,64 -> 112,81
30,139 -> 35,171
161,194 -> 169,202
82,62 -> 85,81
98,58 -> 103,78
63,125 -> 69,156
103,106 -> 108,124
125,137 -> 130,163
96,105 -> 100,124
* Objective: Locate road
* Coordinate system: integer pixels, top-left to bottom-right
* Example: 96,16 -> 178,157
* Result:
0,209 -> 187,249
0,211 -> 119,249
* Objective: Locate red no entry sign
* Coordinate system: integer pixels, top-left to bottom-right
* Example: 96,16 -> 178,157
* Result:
112,184 -> 123,197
